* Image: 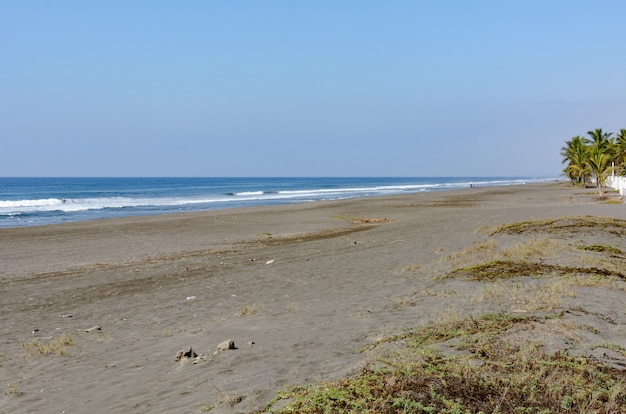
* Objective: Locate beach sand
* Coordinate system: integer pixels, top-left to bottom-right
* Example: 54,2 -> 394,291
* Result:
1,182 -> 625,413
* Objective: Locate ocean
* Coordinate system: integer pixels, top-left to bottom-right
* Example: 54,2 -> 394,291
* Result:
0,177 -> 555,228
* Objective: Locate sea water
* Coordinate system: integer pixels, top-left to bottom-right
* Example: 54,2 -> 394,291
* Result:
0,177 -> 554,228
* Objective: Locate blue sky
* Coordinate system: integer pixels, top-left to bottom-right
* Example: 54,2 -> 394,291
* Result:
1,1 -> 625,177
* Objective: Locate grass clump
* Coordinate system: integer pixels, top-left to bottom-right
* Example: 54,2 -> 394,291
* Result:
239,304 -> 264,316
262,313 -> 626,413
488,216 -> 626,237
500,237 -> 560,260
20,334 -> 75,357
446,260 -> 549,281
5,383 -> 22,397
444,240 -> 496,264
443,259 -> 626,281
577,244 -> 624,257
398,262 -> 421,274
443,237 -> 562,268
379,312 -> 549,348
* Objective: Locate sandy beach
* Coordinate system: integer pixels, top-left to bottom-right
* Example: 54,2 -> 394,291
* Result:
1,182 -> 626,413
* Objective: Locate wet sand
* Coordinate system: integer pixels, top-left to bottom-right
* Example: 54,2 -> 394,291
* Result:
1,182 -> 625,413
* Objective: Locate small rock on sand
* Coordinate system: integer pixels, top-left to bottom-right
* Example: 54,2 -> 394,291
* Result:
175,346 -> 198,362
214,339 -> 236,354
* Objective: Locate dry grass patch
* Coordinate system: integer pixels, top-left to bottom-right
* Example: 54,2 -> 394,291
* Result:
500,236 -> 561,260
443,260 -> 626,281
443,239 -> 496,267
488,216 -> 626,237
508,280 -> 575,312
577,244 -> 625,257
565,274 -> 623,289
579,254 -> 626,277
469,279 -> 575,312
443,260 -> 549,281
444,237 -> 562,269
239,304 -> 264,316
392,289 -> 420,308
5,383 -> 22,397
392,296 -> 416,309
20,334 -> 75,357
470,281 -> 508,303
397,262 -> 421,274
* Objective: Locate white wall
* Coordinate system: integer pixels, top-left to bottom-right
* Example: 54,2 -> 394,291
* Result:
606,175 -> 626,196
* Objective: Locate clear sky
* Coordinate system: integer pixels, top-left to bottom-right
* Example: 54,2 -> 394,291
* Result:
1,1 -> 625,177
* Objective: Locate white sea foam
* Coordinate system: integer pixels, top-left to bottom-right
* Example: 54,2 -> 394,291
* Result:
0,193 -> 276,215
0,198 -> 65,208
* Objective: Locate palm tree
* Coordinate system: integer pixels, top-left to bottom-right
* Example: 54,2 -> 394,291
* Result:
561,135 -> 589,186
581,128 -> 618,197
586,145 -> 612,197
615,128 -> 626,175
585,128 -> 614,155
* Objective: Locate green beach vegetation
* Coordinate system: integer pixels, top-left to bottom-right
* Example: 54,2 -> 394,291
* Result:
259,216 -> 626,413
261,313 -> 626,413
561,128 -> 626,197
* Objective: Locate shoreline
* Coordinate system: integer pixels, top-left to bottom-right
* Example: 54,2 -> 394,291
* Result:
1,182 -> 625,413
0,177 -> 557,230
